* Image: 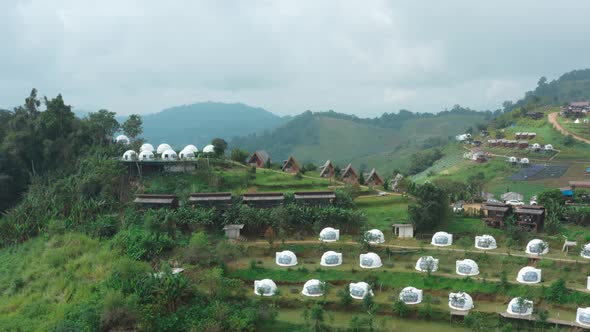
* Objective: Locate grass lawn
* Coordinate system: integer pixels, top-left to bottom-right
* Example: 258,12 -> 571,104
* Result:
355,195 -> 411,231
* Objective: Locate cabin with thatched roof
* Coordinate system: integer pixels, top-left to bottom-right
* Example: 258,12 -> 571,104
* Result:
481,201 -> 511,228
294,191 -> 336,205
340,164 -> 359,184
319,160 -> 335,178
189,192 -> 232,210
364,168 -> 384,187
514,205 -> 545,232
282,156 -> 300,174
248,150 -> 270,168
243,192 -> 284,208
134,194 -> 179,210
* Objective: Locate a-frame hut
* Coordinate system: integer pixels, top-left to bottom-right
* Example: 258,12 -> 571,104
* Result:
365,168 -> 383,187
248,151 -> 270,168
340,164 -> 358,184
319,160 -> 335,178
282,156 -> 299,174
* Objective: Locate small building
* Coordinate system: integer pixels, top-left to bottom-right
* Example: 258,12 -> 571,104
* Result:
515,205 -> 546,232
569,101 -> 590,112
281,156 -> 299,173
487,139 -> 498,147
223,224 -> 244,240
364,168 -> 384,187
501,192 -> 524,202
392,224 -> 414,238
189,192 -> 232,210
340,164 -> 359,184
248,150 -> 270,168
481,202 -> 511,228
526,111 -> 544,120
294,191 -> 336,205
517,141 -> 529,149
134,194 -> 179,210
527,132 -> 537,139
319,160 -> 335,178
569,181 -> 590,190
243,192 -> 284,208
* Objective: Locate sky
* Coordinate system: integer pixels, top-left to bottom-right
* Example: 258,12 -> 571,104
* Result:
1,0 -> 590,117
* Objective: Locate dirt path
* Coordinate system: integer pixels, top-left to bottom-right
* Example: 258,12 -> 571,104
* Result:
548,112 -> 590,144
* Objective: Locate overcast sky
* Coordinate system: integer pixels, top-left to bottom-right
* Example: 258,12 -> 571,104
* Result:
1,1 -> 589,117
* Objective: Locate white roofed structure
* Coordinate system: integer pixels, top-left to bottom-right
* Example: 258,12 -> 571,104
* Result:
508,156 -> 517,163
254,279 -> 277,296
525,239 -> 548,255
349,282 -> 373,300
415,256 -> 438,273
581,243 -> 590,258
122,150 -> 137,161
507,298 -> 533,316
139,150 -> 154,160
520,158 -> 529,165
302,279 -> 324,297
179,149 -> 196,159
516,266 -> 541,284
475,235 -> 497,250
140,143 -> 155,153
449,292 -> 474,311
162,149 -> 178,160
577,307 -> 590,327
359,252 -> 382,269
320,251 -> 342,267
544,144 -> 553,151
399,287 -> 423,305
431,232 -> 453,246
116,134 -> 130,145
203,144 -> 215,153
456,259 -> 479,276
276,250 -> 298,267
531,143 -> 541,150
183,144 -> 199,153
157,143 -> 172,154
365,229 -> 385,244
319,227 -> 340,242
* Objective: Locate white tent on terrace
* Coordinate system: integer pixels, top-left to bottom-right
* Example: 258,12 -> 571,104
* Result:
415,256 -> 439,273
456,259 -> 479,276
365,229 -> 385,244
449,292 -> 474,311
431,232 -> 453,246
203,144 -> 215,153
122,150 -> 137,161
179,149 -> 196,159
359,252 -> 382,269
116,134 -> 130,145
475,235 -> 497,250
349,282 -> 373,300
319,227 -> 340,242
508,156 -> 518,163
520,158 -> 529,165
544,144 -> 553,151
399,287 -> 423,305
320,251 -> 342,267
183,144 -> 199,154
575,118 -> 581,124
525,239 -> 549,255
162,149 -> 178,160
302,279 -> 324,297
531,143 -> 541,150
276,250 -> 298,267
516,266 -> 541,284
507,298 -> 533,316
577,307 -> 590,327
139,150 -> 154,160
140,143 -> 155,153
157,143 -> 172,154
254,279 -> 277,296
586,277 -> 590,291
581,243 -> 590,258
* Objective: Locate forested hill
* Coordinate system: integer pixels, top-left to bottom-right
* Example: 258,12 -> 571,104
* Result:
135,102 -> 288,148
231,107 -> 490,171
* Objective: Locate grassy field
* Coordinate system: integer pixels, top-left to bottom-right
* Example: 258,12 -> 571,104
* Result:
355,195 -> 411,230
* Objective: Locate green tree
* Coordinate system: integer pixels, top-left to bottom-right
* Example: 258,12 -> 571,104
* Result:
408,182 -> 450,232
304,303 -> 329,332
358,172 -> 365,185
230,148 -> 250,164
86,109 -> 119,145
212,138 -> 228,156
393,300 -> 409,317
122,114 -> 143,140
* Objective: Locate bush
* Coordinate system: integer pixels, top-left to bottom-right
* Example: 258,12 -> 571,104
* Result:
114,226 -> 175,261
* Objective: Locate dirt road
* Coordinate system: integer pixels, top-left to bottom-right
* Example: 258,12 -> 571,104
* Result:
548,112 -> 590,144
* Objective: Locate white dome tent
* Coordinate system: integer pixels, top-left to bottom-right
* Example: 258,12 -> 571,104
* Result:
183,144 -> 199,154
254,279 -> 277,296
449,292 -> 474,311
365,229 -> 385,244
349,282 -> 373,300
415,256 -> 439,273
399,287 -> 423,305
516,266 -> 541,284
531,143 -> 541,150
525,239 -> 549,255
320,251 -> 343,267
575,118 -> 581,124
139,150 -> 154,160
302,279 -> 325,297
203,144 -> 215,153
581,243 -> 590,258
275,250 -> 298,267
587,276 -> 590,291
122,150 -> 137,161
544,144 -> 553,151
507,298 -> 533,316
140,143 -> 155,153
359,252 -> 382,269
178,149 -> 196,159
456,259 -> 479,276
431,232 -> 453,246
475,235 -> 497,250
319,227 -> 340,242
577,307 -> 590,327
508,156 -> 517,163
162,149 -> 178,160
520,158 -> 529,165
116,134 -> 130,145
157,143 -> 172,154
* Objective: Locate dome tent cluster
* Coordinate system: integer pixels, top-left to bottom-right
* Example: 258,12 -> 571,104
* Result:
119,142 -> 218,161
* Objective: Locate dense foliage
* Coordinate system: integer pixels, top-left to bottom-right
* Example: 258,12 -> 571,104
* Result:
407,182 -> 450,232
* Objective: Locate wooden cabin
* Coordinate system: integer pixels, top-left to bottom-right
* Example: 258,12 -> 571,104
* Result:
526,111 -> 544,120
282,156 -> 300,174
517,141 -> 529,149
514,205 -> 545,232
481,202 -> 511,228
188,192 -> 232,210
319,160 -> 335,178
340,164 -> 359,184
566,102 -> 590,117
365,168 -> 384,187
248,150 -> 270,168
294,191 -> 336,205
243,192 -> 284,208
134,194 -> 178,210
487,139 -> 498,147
569,181 -> 590,190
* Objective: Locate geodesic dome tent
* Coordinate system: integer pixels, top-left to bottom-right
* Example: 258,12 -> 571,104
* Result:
116,134 -> 130,145
349,282 -> 373,300
365,229 -> 385,244
508,156 -> 517,163
122,150 -> 137,161
577,307 -> 590,327
456,259 -> 479,276
531,143 -> 541,150
302,279 -> 324,297
203,144 -> 215,153
448,292 -> 474,311
275,250 -> 298,267
157,143 -> 172,154
320,251 -> 342,267
544,144 -> 553,151
525,239 -> 548,255
587,277 -> 590,291
359,252 -> 382,269
517,266 -> 541,284
140,143 -> 155,153
581,243 -> 590,258
415,256 -> 439,273
399,287 -> 423,305
575,118 -> 581,124
475,235 -> 497,250
162,149 -> 178,160
431,232 -> 453,246
183,144 -> 199,154
254,279 -> 277,296
507,298 -> 533,315
178,149 -> 196,159
319,227 -> 340,242
139,150 -> 154,160
520,158 -> 529,165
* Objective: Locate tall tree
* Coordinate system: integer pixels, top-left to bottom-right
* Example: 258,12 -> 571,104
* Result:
211,138 -> 228,157
86,109 -> 119,145
408,182 -> 449,232
122,114 -> 143,140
